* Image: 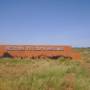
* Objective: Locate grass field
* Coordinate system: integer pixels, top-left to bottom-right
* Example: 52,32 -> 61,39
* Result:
0,48 -> 90,90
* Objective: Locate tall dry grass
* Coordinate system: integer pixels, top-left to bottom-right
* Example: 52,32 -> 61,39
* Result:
0,48 -> 90,90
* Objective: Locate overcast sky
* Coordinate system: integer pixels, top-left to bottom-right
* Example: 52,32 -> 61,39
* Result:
0,0 -> 90,47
